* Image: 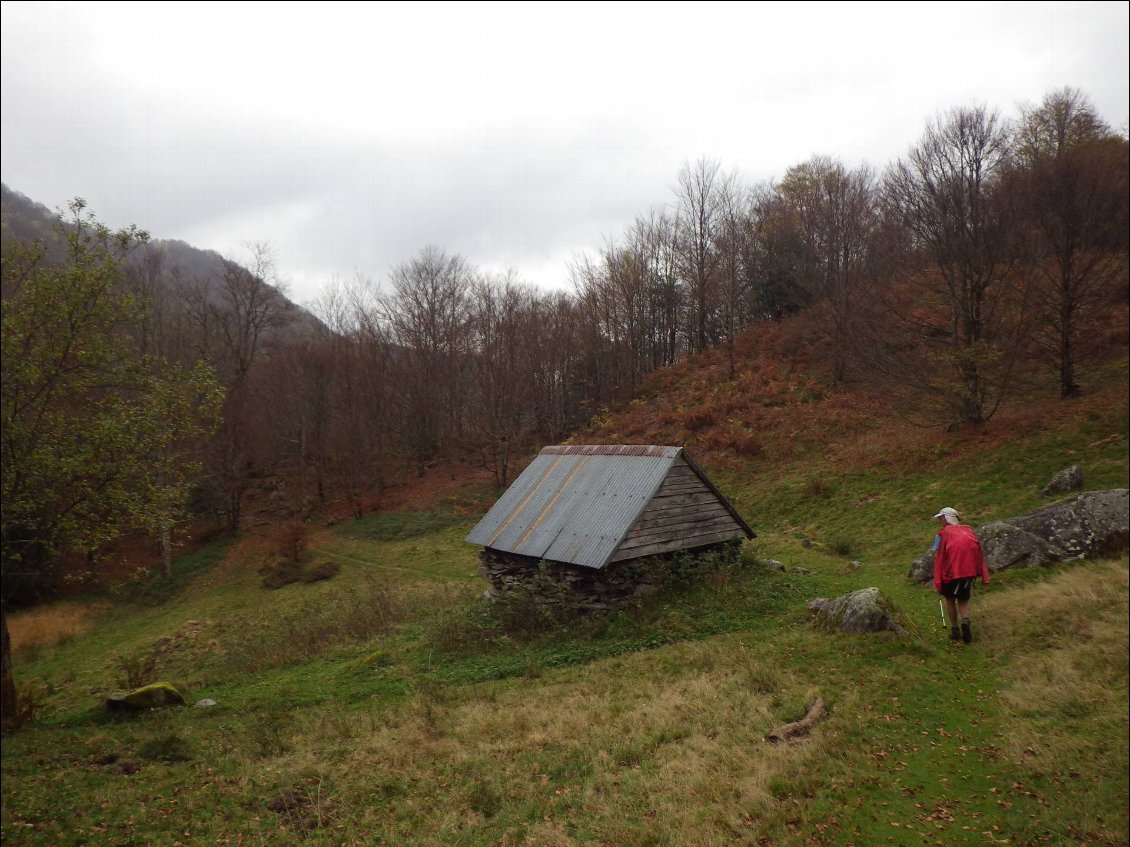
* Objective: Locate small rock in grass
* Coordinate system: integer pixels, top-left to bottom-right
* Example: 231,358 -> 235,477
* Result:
807,587 -> 912,635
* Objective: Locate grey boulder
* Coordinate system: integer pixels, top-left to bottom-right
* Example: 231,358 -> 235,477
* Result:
908,489 -> 1128,583
1008,489 -> 1128,559
807,588 -> 910,635
975,522 -> 1068,571
908,550 -> 934,584
1042,465 -> 1083,496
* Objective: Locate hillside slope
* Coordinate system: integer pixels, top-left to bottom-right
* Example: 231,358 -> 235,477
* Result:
2,312 -> 1127,846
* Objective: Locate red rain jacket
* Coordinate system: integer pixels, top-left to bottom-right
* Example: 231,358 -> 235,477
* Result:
933,524 -> 991,592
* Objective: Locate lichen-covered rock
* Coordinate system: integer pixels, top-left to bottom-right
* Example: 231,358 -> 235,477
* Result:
807,588 -> 910,635
908,550 -> 934,584
908,489 -> 1129,584
106,682 -> 186,712
1042,465 -> 1084,496
1008,490 -> 1129,559
976,521 -> 1069,571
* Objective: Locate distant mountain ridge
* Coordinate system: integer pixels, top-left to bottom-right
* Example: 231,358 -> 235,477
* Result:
1,183 -> 323,336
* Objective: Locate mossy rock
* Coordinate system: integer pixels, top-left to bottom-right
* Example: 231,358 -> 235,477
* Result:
106,681 -> 187,712
807,587 -> 915,636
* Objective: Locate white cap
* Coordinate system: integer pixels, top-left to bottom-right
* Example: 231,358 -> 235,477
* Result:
932,507 -> 959,525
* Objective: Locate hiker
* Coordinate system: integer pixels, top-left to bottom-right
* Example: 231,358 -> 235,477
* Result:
932,507 -> 990,643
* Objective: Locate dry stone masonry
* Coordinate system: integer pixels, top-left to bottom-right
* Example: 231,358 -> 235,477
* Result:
479,541 -> 742,610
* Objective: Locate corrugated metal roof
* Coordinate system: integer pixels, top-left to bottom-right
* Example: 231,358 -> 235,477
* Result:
541,445 -> 681,458
465,445 -> 747,569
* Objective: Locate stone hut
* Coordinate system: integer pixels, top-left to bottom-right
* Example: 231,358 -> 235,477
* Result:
465,445 -> 755,608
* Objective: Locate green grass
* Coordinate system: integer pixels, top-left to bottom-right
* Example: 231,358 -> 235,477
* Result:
117,535 -> 239,606
2,402 -> 1127,846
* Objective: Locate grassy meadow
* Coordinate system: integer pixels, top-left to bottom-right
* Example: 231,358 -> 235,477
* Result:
2,386 -> 1128,846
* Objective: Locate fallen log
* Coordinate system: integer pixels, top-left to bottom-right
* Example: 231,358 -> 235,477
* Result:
765,697 -> 827,743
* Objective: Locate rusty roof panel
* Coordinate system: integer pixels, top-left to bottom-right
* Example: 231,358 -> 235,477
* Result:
465,447 -> 674,568
541,444 -> 681,458
543,457 -> 666,567
465,452 -> 571,550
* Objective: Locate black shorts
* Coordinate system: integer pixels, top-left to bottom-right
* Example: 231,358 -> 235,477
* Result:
939,578 -> 973,601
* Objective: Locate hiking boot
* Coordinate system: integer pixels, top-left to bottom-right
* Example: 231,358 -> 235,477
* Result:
961,621 -> 972,644
949,626 -> 961,641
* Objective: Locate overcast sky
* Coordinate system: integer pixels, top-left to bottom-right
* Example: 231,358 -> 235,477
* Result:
2,1 -> 1127,303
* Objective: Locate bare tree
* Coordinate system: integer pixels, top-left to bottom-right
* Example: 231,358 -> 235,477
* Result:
468,272 -> 537,487
570,253 -> 620,408
1017,88 -> 1129,396
714,171 -> 750,378
181,243 -> 294,530
386,246 -> 472,476
1015,86 -> 1112,167
778,156 -> 879,383
883,106 -> 1023,424
318,276 -> 394,516
527,291 -> 584,442
632,210 -> 682,369
674,158 -> 723,354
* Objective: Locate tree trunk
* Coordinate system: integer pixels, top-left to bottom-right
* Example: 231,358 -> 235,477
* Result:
161,525 -> 172,579
228,489 -> 241,533
1,605 -> 15,730
1060,301 -> 1078,398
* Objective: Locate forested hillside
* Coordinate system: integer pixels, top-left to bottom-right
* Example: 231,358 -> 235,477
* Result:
1,86 -> 1127,680
1,84 -> 1128,847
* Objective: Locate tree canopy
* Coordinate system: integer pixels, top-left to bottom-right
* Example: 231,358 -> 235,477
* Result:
1,200 -> 222,602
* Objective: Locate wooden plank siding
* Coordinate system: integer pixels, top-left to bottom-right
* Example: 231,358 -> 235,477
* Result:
607,456 -> 746,563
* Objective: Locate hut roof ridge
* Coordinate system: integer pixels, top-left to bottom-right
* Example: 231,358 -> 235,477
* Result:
466,444 -> 751,569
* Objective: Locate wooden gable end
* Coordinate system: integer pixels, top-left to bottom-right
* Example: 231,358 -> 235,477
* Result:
606,456 -> 747,563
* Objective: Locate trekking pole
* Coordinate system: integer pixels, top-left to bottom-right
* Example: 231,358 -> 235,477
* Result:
938,597 -> 946,628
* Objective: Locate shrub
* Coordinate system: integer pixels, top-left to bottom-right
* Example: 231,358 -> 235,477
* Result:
302,561 -> 341,583
727,428 -> 762,456
682,408 -> 716,432
137,731 -> 192,763
259,557 -> 305,589
705,422 -> 762,456
251,712 -> 293,758
0,674 -> 43,735
485,576 -> 574,638
117,653 -> 158,689
827,534 -> 857,558
804,479 -> 832,499
270,519 -> 309,564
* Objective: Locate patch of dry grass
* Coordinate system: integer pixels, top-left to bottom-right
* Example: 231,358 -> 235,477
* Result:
247,635 -> 832,846
979,559 -> 1129,843
7,601 -> 108,653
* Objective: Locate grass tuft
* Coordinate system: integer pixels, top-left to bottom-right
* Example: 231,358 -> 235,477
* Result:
7,601 -> 107,653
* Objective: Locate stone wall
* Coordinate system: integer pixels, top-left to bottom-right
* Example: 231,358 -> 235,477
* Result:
478,541 -> 741,611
